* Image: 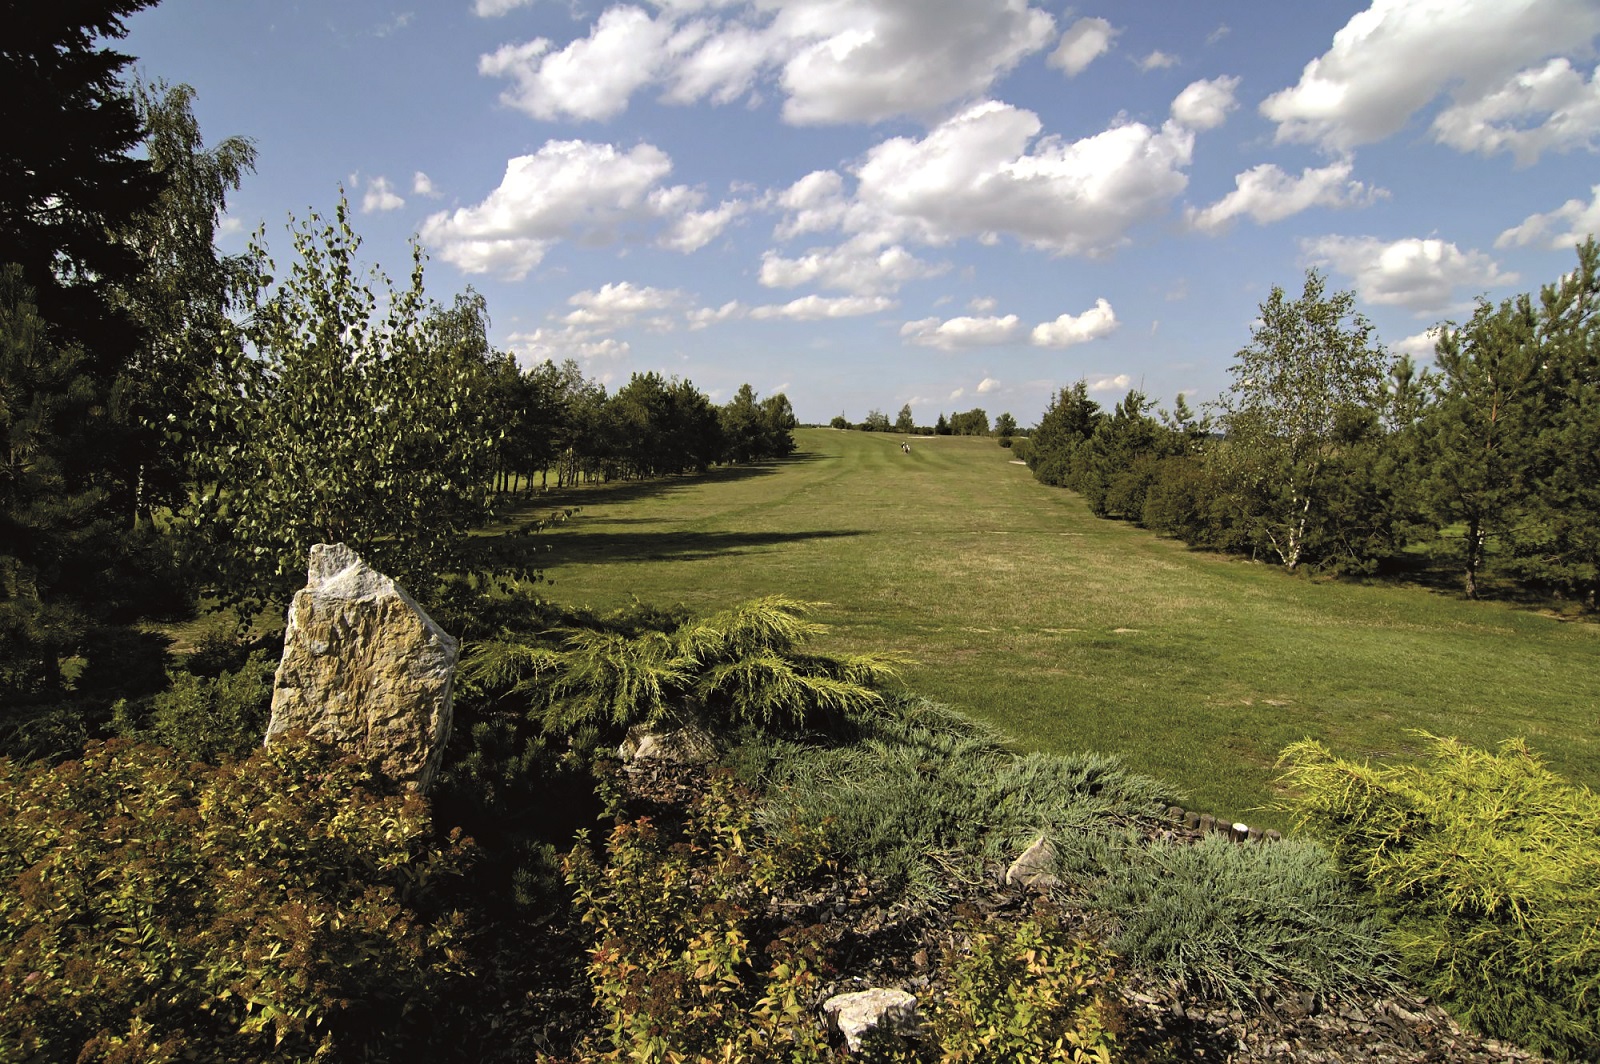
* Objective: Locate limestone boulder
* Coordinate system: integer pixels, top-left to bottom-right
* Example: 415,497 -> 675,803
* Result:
266,543 -> 458,792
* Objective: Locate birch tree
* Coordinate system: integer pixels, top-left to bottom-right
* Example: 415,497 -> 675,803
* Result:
1219,270 -> 1388,570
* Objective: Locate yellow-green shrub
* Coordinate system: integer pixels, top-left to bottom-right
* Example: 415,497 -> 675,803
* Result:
923,913 -> 1121,1064
1279,734 -> 1600,1060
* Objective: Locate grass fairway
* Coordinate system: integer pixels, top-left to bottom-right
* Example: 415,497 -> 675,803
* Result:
515,427 -> 1600,825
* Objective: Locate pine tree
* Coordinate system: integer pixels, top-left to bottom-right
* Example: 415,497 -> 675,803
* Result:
1419,295 -> 1541,597
0,0 -> 161,378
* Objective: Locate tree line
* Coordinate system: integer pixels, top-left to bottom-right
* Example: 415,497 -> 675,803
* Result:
0,2 -> 795,738
1020,260 -> 1600,608
833,404 -> 1017,439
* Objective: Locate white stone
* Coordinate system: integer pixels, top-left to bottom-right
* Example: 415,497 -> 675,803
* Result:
822,988 -> 919,1051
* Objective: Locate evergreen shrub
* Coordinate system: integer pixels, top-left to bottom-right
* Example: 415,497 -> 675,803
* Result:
1091,834 -> 1397,1005
1279,734 -> 1600,1059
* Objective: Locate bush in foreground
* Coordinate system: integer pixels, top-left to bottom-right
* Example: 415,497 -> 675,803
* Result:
561,770 -> 835,1063
0,737 -> 474,1063
1279,733 -> 1600,1059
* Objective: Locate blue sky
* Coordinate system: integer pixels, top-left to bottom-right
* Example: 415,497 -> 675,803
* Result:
125,0 -> 1600,426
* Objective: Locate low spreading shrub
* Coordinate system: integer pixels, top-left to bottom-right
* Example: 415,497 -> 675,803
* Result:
117,648 -> 276,762
0,736 -> 474,1063
750,698 -> 1173,908
1278,734 -> 1600,1060
1090,834 -> 1398,1005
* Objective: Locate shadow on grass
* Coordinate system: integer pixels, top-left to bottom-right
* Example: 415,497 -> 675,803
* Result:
497,451 -> 830,516
539,527 -> 867,566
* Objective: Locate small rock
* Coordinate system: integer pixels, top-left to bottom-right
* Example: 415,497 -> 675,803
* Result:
618,722 -> 717,764
822,988 -> 918,1052
1004,834 -> 1060,889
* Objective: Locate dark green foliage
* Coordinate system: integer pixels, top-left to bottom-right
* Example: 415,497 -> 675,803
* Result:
0,736 -> 475,1063
117,79 -> 257,517
186,198 -> 500,613
1504,239 -> 1600,607
1027,380 -> 1100,485
608,371 -> 726,477
0,0 -> 160,376
722,383 -> 800,463
1,268 -> 178,744
948,408 -> 989,436
1279,734 -> 1600,1059
115,649 -> 275,763
1420,292 -> 1542,596
1216,270 -> 1390,571
1091,835 -> 1397,1006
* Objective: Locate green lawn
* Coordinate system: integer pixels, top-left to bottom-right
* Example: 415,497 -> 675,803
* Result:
507,428 -> 1600,826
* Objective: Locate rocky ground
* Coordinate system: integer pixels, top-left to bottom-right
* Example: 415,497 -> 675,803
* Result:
546,757 -> 1546,1063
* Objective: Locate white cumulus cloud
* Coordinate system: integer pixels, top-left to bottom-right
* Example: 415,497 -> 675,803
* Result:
901,314 -> 1024,349
660,199 -> 747,253
362,176 -> 405,213
479,6 -> 674,122
748,294 -> 895,320
1030,298 -> 1119,347
561,282 -> 686,328
686,300 -> 745,329
1138,50 -> 1179,72
977,376 -> 1000,393
1395,327 -> 1445,358
1261,0 -> 1600,152
1170,75 -> 1240,130
474,0 -> 533,16
841,100 -> 1194,256
1049,17 -> 1117,77
477,0 -> 1058,126
759,235 -> 942,295
506,327 -> 630,362
1497,184 -> 1600,248
1089,373 -> 1132,392
1187,158 -> 1385,233
419,139 -> 707,279
1302,234 -> 1518,313
1432,57 -> 1600,166
413,171 -> 441,197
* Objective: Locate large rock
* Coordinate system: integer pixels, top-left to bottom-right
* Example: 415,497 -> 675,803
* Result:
266,543 -> 458,792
